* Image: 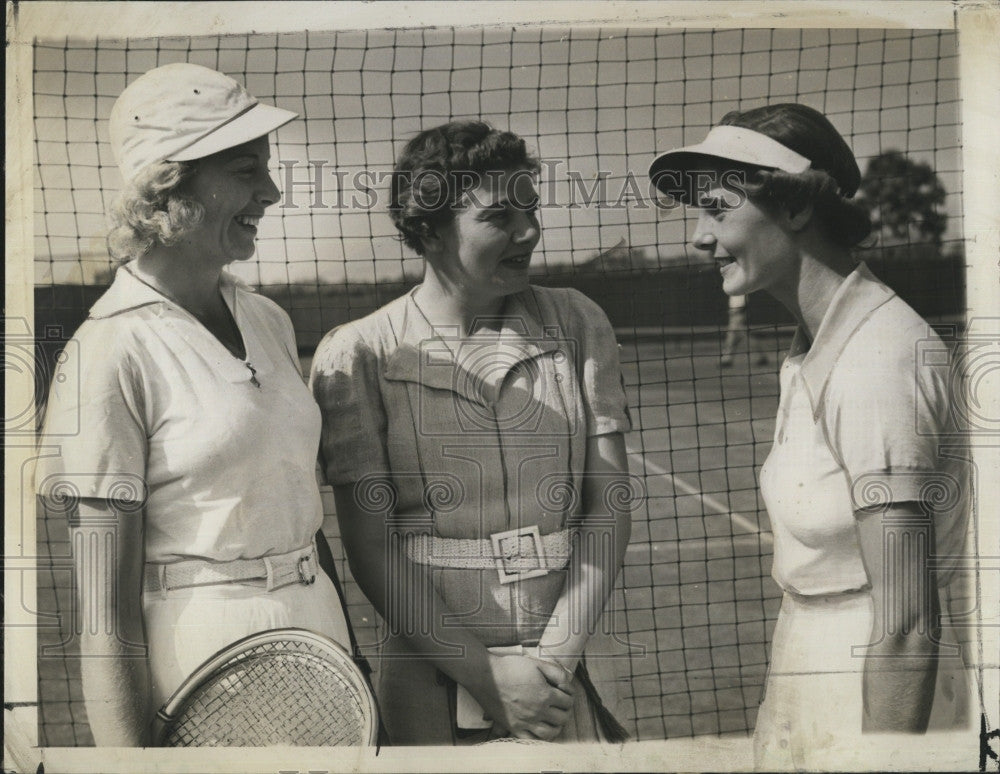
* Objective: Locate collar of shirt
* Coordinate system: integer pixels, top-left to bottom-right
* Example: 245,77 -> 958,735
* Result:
788,261 -> 897,419
87,261 -> 274,385
384,286 -> 563,405
88,260 -> 249,319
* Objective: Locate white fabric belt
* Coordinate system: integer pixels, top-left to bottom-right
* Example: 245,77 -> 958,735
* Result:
144,542 -> 317,593
404,527 -> 571,574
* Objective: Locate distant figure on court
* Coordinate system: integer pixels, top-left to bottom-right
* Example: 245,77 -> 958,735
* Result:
36,63 -> 352,745
311,120 -> 632,744
650,103 -> 972,768
720,293 -> 768,367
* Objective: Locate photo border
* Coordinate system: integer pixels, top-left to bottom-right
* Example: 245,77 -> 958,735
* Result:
5,2 -> 998,772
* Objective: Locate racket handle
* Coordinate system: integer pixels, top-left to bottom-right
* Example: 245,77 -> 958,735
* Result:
150,710 -> 170,746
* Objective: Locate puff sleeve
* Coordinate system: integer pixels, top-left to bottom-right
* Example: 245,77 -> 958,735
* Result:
564,288 -> 632,437
309,325 -> 391,486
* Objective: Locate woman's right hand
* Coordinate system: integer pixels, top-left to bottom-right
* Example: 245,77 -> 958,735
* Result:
478,654 -> 576,740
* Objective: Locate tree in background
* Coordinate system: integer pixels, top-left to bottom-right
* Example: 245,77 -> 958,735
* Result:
858,150 -> 947,246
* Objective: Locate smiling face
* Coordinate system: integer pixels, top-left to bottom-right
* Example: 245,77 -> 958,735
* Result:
426,167 -> 541,302
690,185 -> 800,297
176,135 -> 280,266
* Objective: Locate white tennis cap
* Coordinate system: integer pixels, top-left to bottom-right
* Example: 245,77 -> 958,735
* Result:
110,62 -> 297,182
648,125 -> 812,194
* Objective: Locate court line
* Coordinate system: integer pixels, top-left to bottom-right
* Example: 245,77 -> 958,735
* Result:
626,449 -> 773,544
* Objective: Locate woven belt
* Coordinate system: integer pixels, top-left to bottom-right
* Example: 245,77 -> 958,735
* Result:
405,526 -> 571,584
144,542 -> 318,594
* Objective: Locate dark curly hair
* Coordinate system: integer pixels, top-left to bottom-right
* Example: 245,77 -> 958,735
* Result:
719,103 -> 872,248
388,120 -> 540,255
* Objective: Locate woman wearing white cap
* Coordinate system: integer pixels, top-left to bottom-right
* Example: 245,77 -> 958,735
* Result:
649,104 -> 971,767
37,63 -> 352,745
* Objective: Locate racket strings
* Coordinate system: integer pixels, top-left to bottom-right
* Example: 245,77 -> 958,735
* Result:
162,639 -> 372,746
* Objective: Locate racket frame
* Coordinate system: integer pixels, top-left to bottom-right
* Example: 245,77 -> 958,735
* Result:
155,627 -> 378,747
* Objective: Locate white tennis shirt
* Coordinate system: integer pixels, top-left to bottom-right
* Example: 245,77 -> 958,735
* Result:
759,263 -> 968,596
36,263 -> 325,563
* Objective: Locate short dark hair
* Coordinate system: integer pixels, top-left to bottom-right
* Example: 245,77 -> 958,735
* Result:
721,103 -> 872,247
388,120 -> 540,255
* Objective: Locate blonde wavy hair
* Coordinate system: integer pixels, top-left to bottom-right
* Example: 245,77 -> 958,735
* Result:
106,161 -> 204,260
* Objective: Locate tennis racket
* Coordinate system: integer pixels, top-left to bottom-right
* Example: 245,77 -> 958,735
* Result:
155,628 -> 378,746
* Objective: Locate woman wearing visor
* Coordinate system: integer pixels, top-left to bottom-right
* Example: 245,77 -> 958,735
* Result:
649,104 -> 971,767
311,120 -> 632,744
36,63 -> 351,745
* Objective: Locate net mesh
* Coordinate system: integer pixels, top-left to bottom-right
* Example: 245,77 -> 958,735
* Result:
160,633 -> 375,746
32,27 -> 964,744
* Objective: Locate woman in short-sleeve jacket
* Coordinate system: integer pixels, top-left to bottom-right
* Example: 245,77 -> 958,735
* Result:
311,121 -> 633,745
649,103 -> 973,768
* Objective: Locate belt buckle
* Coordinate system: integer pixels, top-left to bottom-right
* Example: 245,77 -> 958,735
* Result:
297,553 -> 316,585
491,526 -> 548,585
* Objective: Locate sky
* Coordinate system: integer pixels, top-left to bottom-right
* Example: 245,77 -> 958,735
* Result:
32,26 -> 962,286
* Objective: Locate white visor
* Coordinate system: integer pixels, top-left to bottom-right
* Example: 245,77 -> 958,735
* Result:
649,125 -> 812,196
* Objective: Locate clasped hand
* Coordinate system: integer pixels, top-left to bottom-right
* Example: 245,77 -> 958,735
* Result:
480,653 -> 576,741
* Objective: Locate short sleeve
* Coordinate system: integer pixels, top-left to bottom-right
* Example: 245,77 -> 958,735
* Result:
309,325 -> 390,485
823,317 -> 950,505
565,289 -> 632,437
35,322 -> 148,502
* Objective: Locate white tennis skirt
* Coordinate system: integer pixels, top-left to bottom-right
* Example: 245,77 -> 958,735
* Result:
143,573 -> 351,712
753,589 -> 975,770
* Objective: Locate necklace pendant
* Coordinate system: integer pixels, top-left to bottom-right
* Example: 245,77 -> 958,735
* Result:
246,361 -> 261,388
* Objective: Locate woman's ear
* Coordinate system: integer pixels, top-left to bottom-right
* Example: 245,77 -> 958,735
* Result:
782,200 -> 814,233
